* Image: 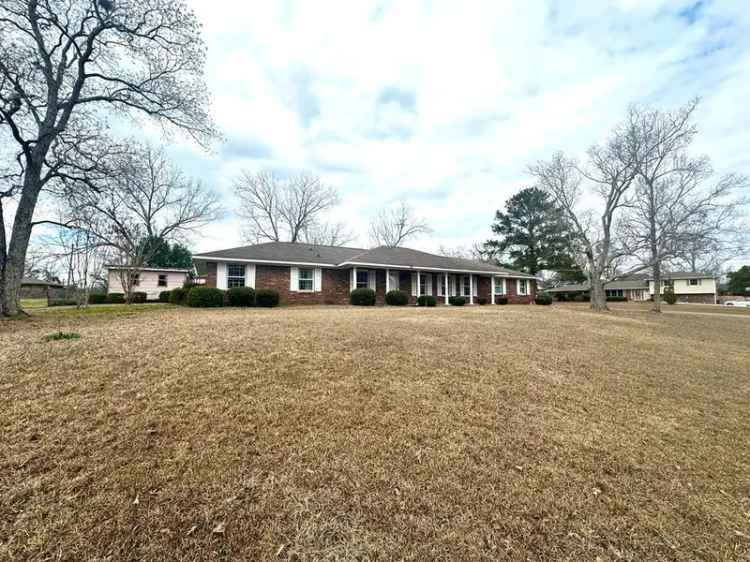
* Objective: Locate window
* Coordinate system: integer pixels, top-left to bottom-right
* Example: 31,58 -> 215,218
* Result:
518,279 -> 528,296
494,278 -> 505,295
130,273 -> 140,287
662,279 -> 674,287
420,274 -> 428,295
606,289 -> 624,297
158,274 -> 168,287
689,278 -> 701,286
227,264 -> 245,288
356,270 -> 369,289
439,276 -> 446,296
298,268 -> 314,291
462,276 -> 471,296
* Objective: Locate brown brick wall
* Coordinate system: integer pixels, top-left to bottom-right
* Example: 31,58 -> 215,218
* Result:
677,293 -> 716,304
202,262 -> 536,305
490,278 -> 535,304
255,265 -> 351,305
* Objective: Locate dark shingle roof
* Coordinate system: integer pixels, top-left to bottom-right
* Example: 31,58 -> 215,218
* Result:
344,246 -> 535,277
193,242 -> 536,277
649,271 -> 715,280
193,241 -> 366,265
21,277 -> 63,287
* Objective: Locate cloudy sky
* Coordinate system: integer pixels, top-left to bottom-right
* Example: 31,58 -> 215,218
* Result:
169,0 -> 750,255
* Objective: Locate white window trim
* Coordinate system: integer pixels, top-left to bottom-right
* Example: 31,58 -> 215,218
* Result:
356,269 -> 371,290
290,266 -> 322,293
517,278 -> 529,296
494,278 -> 507,295
297,267 -> 315,292
227,263 -> 247,289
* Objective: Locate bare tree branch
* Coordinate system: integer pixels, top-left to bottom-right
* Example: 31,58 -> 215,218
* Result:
369,200 -> 431,248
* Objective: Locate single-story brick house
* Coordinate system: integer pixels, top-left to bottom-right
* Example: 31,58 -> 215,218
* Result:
106,266 -> 191,300
192,242 -> 538,305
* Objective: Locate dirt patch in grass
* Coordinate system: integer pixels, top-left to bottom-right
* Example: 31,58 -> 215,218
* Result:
1,306 -> 749,561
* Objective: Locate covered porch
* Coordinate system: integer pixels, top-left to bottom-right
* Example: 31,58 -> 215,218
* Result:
348,266 -> 535,305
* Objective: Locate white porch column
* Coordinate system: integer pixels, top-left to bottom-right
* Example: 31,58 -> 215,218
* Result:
469,274 -> 474,305
491,276 -> 495,305
416,270 -> 421,300
386,268 -> 390,293
351,266 -> 357,292
444,272 -> 449,305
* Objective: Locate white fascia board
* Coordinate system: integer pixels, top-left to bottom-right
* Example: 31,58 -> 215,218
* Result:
105,266 -> 191,273
337,261 -> 536,278
192,256 -> 336,268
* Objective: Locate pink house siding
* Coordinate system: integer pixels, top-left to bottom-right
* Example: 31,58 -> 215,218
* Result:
108,269 -> 188,300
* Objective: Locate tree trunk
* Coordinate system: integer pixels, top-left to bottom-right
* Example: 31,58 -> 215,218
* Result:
590,277 -> 609,311
0,163 -> 44,317
652,261 -> 662,313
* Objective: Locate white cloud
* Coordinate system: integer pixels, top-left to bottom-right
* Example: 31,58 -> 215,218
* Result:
175,0 -> 750,262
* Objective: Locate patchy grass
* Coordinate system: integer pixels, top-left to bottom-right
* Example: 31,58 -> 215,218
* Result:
1,306 -> 749,561
42,331 -> 81,342
29,302 -> 176,318
19,299 -> 48,310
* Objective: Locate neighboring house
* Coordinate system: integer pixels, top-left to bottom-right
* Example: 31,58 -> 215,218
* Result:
547,272 -> 718,304
20,277 -> 63,299
106,266 -> 191,300
546,276 -> 650,301
648,272 -> 718,304
192,242 -> 538,305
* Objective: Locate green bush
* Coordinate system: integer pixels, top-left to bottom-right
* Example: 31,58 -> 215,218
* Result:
186,287 -> 224,308
48,299 -> 79,307
555,293 -> 568,302
169,287 -> 187,305
131,291 -> 148,304
663,286 -> 677,305
350,288 -> 376,306
417,295 -> 437,307
496,296 -> 508,305
385,289 -> 408,306
449,296 -> 466,306
477,297 -> 488,305
255,288 -> 280,308
535,292 -> 553,305
106,293 -> 125,304
606,295 -> 627,302
88,293 -> 107,305
158,290 -> 171,303
227,286 -> 255,307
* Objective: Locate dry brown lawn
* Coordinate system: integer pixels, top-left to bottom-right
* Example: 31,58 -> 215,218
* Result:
1,305 -> 749,561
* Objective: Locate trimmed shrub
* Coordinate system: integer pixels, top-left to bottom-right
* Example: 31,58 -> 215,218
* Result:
496,296 -> 508,305
106,293 -> 125,304
535,292 -> 553,306
158,290 -> 171,303
555,293 -> 568,302
417,295 -> 437,307
227,286 -> 255,307
88,293 -> 107,305
131,291 -> 148,304
449,296 -> 466,306
663,286 -> 677,305
186,287 -> 224,308
606,295 -> 627,302
255,288 -> 280,308
477,297 -> 488,305
385,289 -> 409,306
350,288 -> 376,306
169,287 -> 187,305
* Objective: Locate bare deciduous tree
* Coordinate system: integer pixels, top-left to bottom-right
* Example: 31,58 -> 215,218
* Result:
369,200 -> 431,248
67,144 -> 220,302
0,0 -> 215,316
530,142 -> 637,312
234,171 -> 340,243
618,100 -> 748,311
302,221 -> 355,247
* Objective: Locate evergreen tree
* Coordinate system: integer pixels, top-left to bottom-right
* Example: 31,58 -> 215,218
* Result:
727,266 -> 750,296
484,187 -> 581,278
140,237 -> 193,269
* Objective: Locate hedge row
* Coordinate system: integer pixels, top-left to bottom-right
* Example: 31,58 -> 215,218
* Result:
535,293 -> 553,305
158,286 -> 280,308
